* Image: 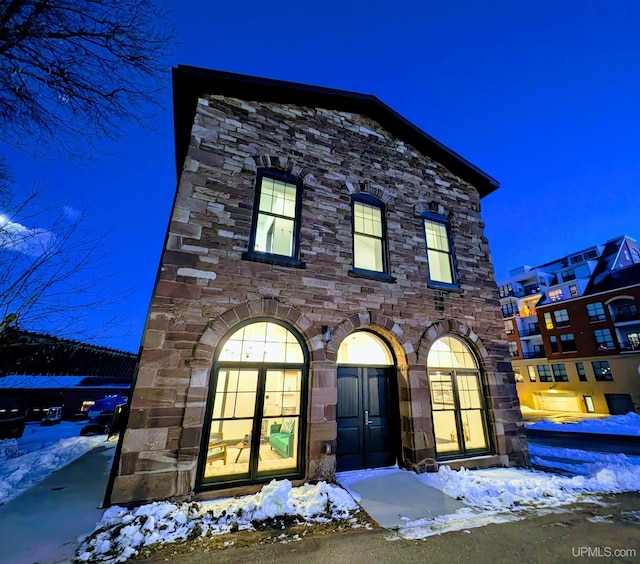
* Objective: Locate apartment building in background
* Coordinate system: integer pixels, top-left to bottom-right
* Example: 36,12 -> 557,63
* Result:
499,235 -> 640,415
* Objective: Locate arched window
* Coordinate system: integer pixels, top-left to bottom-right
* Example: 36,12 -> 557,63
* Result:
427,336 -> 491,458
337,331 -> 394,365
200,321 -> 307,486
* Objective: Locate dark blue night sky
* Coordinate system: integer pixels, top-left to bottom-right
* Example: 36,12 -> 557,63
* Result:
4,0 -> 640,351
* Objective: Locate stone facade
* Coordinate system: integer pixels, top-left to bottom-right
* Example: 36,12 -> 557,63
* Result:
109,70 -> 528,506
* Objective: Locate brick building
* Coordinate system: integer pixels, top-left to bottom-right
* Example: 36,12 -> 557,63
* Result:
108,67 -> 527,505
499,236 -> 640,415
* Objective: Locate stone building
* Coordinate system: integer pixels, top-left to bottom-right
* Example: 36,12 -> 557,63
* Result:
107,66 -> 528,505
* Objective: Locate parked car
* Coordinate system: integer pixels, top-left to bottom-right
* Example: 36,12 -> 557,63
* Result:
80,411 -> 113,436
41,406 -> 63,426
0,398 -> 27,439
79,395 -> 127,436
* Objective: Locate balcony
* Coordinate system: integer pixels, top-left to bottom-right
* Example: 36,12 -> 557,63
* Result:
519,326 -> 541,337
612,310 -> 639,323
619,340 -> 640,352
522,351 -> 546,359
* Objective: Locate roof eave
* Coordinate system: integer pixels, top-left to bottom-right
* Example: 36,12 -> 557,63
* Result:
172,65 -> 500,197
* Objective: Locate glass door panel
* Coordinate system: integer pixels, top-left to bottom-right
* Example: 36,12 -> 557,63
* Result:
258,369 -> 301,473
204,369 -> 258,480
432,411 -> 459,454
459,409 -> 487,450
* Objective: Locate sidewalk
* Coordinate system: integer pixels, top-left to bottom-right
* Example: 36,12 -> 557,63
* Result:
337,469 -> 467,528
0,442 -> 115,564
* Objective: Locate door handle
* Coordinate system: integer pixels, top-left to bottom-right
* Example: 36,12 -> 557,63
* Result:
365,410 -> 373,425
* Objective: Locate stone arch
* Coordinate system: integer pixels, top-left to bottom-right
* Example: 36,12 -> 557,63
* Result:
243,154 -> 310,180
415,319 -> 489,370
327,311 -> 408,366
342,181 -> 393,206
176,298 -> 323,492
192,297 -> 323,366
414,201 -> 455,223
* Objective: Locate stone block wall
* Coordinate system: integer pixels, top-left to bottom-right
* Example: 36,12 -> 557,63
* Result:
109,94 -> 528,505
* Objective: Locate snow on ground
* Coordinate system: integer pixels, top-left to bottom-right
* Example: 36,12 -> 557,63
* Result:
0,421 -> 109,506
76,479 -> 362,563
526,411 -> 640,435
5,412 -> 640,561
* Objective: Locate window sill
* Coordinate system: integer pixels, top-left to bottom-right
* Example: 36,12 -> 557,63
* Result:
427,281 -> 461,291
348,269 -> 396,283
241,251 -> 306,269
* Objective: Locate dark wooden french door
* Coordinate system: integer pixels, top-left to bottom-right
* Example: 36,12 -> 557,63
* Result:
336,366 -> 396,471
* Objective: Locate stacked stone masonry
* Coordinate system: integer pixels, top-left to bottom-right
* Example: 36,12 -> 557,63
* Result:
110,95 -> 529,505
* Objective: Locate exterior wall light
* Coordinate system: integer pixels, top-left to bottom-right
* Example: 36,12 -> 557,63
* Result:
321,325 -> 332,342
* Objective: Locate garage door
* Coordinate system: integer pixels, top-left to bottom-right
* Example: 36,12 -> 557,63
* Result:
538,393 -> 581,412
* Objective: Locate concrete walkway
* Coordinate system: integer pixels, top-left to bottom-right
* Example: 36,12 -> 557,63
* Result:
0,443 -> 115,564
343,471 -> 466,529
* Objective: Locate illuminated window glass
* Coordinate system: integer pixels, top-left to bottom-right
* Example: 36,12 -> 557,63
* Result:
427,336 -> 489,458
427,336 -> 477,369
202,322 -> 307,487
247,170 -> 303,264
527,366 -> 536,382
352,198 -> 386,273
544,312 -> 554,329
337,332 -> 393,365
423,213 -> 457,287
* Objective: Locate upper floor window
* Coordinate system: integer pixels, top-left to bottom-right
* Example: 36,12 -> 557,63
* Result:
576,362 -> 587,382
499,283 -> 514,298
592,360 -> 613,381
569,284 -> 578,298
523,283 -> 540,295
245,170 -> 304,267
586,302 -> 606,322
594,328 -> 615,350
560,333 -> 577,352
610,300 -> 638,323
537,365 -> 552,382
527,366 -> 536,382
551,363 -> 568,382
422,212 -> 457,288
560,268 -> 576,282
502,301 -> 519,318
553,309 -> 570,327
544,312 -> 554,330
352,196 -> 386,273
549,289 -> 563,302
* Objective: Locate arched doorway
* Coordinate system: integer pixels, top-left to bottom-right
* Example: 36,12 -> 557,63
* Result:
427,336 -> 491,459
198,320 -> 307,487
336,331 -> 398,471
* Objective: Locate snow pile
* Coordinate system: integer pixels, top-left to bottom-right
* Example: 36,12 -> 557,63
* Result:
529,443 -> 640,488
0,422 -> 107,505
527,412 -> 640,435
76,479 -> 360,563
416,454 -> 640,514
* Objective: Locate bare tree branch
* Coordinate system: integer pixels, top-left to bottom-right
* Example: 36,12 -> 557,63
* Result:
0,0 -> 175,158
0,187 -> 133,343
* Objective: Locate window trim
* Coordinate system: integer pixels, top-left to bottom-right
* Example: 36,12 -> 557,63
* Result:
348,194 -> 395,282
592,360 -> 613,382
243,169 -> 306,268
586,302 -> 607,322
196,318 -> 309,491
421,211 -> 458,289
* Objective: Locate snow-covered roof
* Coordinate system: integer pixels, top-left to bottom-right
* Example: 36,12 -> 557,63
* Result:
0,375 -> 130,390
